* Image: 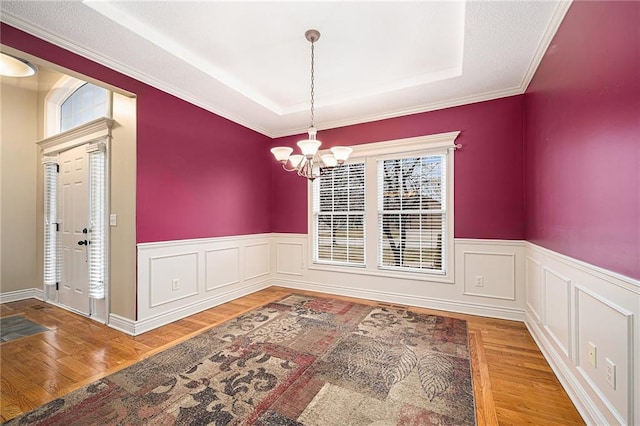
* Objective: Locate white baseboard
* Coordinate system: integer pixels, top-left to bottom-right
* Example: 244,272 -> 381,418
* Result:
273,277 -> 525,321
108,279 -> 271,336
0,288 -> 44,303
525,312 -> 608,425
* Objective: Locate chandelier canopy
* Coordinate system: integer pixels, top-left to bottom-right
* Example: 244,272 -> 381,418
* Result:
270,30 -> 353,181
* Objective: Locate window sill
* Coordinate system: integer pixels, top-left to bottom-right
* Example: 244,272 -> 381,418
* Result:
307,262 -> 454,284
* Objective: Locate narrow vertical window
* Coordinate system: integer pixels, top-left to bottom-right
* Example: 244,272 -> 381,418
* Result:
43,160 -> 59,286
313,163 -> 365,266
378,155 -> 446,273
87,143 -> 106,299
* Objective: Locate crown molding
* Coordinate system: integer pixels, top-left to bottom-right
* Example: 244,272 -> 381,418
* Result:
519,0 -> 573,92
0,13 -> 274,137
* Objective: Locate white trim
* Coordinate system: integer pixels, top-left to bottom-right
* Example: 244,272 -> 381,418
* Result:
525,314 -> 609,426
519,1 -> 573,93
108,313 -> 137,336
37,117 -> 114,155
308,132 -> 458,283
137,233 -> 274,250
526,242 -> 640,293
0,288 -> 44,303
44,75 -> 85,138
272,276 -> 525,321
337,131 -> 461,159
525,241 -> 639,425
111,279 -> 270,336
462,251 -> 516,300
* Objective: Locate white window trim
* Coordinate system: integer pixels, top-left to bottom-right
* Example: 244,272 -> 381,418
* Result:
44,75 -> 113,138
307,131 -> 460,284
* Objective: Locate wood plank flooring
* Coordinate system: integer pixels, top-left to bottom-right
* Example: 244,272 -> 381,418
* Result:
0,287 -> 584,424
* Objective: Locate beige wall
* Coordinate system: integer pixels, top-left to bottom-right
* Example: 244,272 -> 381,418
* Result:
109,93 -> 137,319
0,78 -> 38,293
2,66 -> 137,321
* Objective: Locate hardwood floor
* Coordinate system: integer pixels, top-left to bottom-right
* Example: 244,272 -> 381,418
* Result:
0,287 -> 584,424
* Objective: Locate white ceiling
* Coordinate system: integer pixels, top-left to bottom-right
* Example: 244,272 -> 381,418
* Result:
0,1 -> 571,138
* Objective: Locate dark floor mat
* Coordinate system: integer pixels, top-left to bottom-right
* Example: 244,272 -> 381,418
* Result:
0,315 -> 49,342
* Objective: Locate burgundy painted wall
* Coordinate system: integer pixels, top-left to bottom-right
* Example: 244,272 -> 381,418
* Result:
1,24 -> 273,243
271,95 -> 526,239
524,1 -> 640,279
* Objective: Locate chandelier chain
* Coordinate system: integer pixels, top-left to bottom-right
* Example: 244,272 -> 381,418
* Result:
310,38 -> 315,128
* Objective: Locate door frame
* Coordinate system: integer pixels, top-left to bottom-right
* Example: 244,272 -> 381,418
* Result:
37,117 -> 113,322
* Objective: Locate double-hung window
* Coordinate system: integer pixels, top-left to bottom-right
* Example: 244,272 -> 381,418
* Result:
378,154 -> 446,273
310,132 -> 458,281
313,163 -> 366,266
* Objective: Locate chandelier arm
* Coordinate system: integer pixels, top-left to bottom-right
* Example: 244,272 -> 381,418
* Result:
281,163 -> 297,173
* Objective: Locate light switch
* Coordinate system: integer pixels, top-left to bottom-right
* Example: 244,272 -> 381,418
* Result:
109,214 -> 117,226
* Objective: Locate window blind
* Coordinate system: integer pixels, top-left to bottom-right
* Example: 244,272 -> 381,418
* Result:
313,163 -> 365,266
378,155 -> 446,273
43,160 -> 59,286
87,144 -> 106,299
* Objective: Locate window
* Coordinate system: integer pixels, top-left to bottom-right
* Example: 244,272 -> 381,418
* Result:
378,155 -> 446,273
313,163 -> 365,266
309,132 -> 458,281
60,83 -> 108,132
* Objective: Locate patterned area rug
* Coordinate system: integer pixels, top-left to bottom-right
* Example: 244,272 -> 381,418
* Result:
0,315 -> 49,343
7,295 -> 475,425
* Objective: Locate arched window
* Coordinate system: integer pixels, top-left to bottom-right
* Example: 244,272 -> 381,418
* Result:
44,75 -> 110,137
60,83 -> 108,132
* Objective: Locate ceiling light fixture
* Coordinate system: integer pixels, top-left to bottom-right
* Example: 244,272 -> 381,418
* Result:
271,30 -> 352,181
0,52 -> 38,77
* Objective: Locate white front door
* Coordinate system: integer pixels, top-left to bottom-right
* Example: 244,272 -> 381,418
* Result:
58,144 -> 90,315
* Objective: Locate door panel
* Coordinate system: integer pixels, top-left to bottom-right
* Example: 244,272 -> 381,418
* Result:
58,145 -> 90,315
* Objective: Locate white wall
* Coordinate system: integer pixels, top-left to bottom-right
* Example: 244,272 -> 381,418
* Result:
525,242 -> 639,426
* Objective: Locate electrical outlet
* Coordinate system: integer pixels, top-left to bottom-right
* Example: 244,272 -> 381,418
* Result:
171,279 -> 180,291
587,342 -> 597,367
605,358 -> 616,389
475,275 -> 484,287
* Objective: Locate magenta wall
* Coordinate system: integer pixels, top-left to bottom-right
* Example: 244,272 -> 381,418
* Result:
271,95 -> 526,239
524,1 -> 640,279
1,24 -> 273,243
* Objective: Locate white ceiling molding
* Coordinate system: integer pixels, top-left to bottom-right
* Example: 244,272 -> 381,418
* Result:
0,1 -> 573,138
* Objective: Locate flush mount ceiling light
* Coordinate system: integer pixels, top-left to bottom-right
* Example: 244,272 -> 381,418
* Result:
271,30 -> 352,181
0,52 -> 38,77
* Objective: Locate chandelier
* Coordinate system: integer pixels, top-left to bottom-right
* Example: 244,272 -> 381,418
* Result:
270,29 -> 352,181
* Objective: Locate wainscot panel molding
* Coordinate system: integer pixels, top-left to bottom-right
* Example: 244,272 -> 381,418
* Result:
0,288 -> 44,303
272,234 -> 527,321
136,234 -> 273,335
525,242 -> 639,426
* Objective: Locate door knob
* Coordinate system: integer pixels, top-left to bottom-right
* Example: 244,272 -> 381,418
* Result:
78,240 -> 88,246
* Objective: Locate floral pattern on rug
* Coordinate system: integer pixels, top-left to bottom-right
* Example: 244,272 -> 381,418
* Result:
7,295 -> 475,425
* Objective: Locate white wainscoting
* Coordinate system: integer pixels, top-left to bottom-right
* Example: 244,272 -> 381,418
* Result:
130,234 -> 272,335
525,242 -> 639,426
271,234 -> 527,321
